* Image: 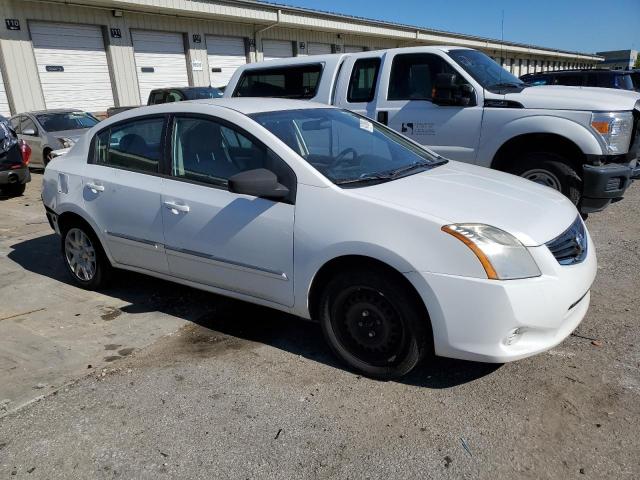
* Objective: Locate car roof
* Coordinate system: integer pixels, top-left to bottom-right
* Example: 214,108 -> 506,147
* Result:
18,109 -> 85,116
185,97 -> 334,115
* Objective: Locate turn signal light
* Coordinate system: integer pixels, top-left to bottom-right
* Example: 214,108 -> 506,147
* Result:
591,121 -> 610,135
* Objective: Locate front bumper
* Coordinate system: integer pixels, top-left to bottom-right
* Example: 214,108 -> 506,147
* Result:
406,232 -> 597,363
0,167 -> 31,186
580,158 -> 635,213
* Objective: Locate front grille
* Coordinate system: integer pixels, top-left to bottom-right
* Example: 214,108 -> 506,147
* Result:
546,216 -> 588,265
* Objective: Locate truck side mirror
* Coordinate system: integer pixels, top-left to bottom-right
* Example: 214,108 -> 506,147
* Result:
433,73 -> 474,107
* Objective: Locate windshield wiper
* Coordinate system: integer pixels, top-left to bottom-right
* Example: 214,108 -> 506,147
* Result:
333,173 -> 392,185
489,82 -> 525,89
334,159 -> 447,186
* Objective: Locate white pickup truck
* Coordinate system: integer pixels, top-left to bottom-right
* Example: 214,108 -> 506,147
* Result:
225,46 -> 640,213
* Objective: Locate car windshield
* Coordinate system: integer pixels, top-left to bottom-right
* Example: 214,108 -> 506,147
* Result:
448,49 -> 525,91
35,112 -> 99,132
183,87 -> 224,99
250,108 -> 446,186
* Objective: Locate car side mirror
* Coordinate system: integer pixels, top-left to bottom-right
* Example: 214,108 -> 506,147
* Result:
23,127 -> 36,136
228,168 -> 289,200
432,73 -> 474,107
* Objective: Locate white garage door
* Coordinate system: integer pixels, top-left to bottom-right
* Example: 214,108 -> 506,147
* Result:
345,46 -> 365,53
0,68 -> 9,117
30,22 -> 114,113
206,35 -> 246,88
132,30 -> 189,104
262,40 -> 293,61
307,42 -> 332,55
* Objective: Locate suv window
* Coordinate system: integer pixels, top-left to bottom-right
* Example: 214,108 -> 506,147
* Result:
165,90 -> 183,103
555,74 -> 583,86
170,116 -> 295,194
388,53 -> 458,101
94,118 -> 164,173
233,64 -> 323,99
148,91 -> 166,105
347,58 -> 381,103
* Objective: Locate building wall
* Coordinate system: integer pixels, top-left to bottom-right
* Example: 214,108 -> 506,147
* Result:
0,0 -> 602,115
595,49 -> 638,70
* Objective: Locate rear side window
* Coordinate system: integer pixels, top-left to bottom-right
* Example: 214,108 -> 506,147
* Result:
555,74 -> 583,86
347,58 -> 380,103
233,64 -> 323,99
93,118 -> 165,173
148,91 -> 165,105
388,53 -> 458,101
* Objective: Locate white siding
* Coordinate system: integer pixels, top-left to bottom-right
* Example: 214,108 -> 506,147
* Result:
131,30 -> 189,104
0,67 -> 9,117
307,42 -> 332,55
262,39 -> 293,60
206,35 -> 246,88
29,22 -> 114,112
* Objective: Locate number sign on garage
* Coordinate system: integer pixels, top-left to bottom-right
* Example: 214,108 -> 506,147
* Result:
262,40 -> 294,61
131,30 -> 189,104
30,22 -> 115,113
206,35 -> 247,88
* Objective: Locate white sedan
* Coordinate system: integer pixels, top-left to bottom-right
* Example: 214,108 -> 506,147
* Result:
42,99 -> 596,379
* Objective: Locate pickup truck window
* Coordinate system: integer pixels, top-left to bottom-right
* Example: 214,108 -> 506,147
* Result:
251,108 -> 444,186
233,64 -> 323,99
388,53 -> 458,101
448,49 -> 525,92
348,58 -> 381,103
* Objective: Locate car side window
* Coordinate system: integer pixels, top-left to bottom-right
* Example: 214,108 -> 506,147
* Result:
21,117 -> 37,135
93,118 -> 164,173
9,117 -> 22,134
170,116 -> 295,195
165,90 -> 183,103
388,53 -> 458,101
148,91 -> 165,105
347,58 -> 381,103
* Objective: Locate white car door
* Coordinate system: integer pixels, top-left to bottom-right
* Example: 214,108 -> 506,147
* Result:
374,51 -> 483,163
82,115 -> 169,273
161,115 -> 295,306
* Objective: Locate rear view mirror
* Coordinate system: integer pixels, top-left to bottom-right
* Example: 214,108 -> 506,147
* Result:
228,168 -> 289,200
23,127 -> 36,136
433,73 -> 474,107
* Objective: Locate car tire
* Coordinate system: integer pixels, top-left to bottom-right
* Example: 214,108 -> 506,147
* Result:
3,183 -> 26,197
507,152 -> 582,205
319,269 -> 429,380
60,221 -> 111,290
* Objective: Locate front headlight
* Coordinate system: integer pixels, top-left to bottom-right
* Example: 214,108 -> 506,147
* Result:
57,137 -> 75,149
441,224 -> 541,280
590,111 -> 633,154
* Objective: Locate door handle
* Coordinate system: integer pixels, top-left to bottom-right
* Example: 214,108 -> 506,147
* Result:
163,201 -> 190,214
86,182 -> 105,193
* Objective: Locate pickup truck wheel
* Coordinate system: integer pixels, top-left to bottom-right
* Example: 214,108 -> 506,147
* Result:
508,152 -> 581,205
61,223 -> 111,290
319,269 -> 427,380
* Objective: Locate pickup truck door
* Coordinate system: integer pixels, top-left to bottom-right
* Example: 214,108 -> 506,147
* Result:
370,51 -> 484,163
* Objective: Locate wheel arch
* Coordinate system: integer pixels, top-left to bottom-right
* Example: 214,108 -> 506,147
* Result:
307,255 -> 432,336
491,132 -> 586,174
56,210 -> 111,262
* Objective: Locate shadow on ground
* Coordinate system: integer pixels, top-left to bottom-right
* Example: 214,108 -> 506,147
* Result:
8,233 -> 501,389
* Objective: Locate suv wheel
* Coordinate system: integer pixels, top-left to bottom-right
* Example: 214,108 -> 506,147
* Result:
61,223 -> 111,290
319,269 -> 428,379
508,152 -> 581,205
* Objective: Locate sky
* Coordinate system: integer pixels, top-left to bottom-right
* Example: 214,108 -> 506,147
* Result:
272,0 -> 640,54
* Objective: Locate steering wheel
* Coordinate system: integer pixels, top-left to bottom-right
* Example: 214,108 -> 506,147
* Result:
329,147 -> 358,168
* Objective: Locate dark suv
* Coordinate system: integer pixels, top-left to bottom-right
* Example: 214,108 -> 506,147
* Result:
0,117 -> 31,197
107,86 -> 224,117
520,69 -> 638,91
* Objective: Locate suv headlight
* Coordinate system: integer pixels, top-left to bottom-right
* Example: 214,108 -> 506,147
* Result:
442,224 -> 541,280
590,111 -> 633,154
57,137 -> 75,149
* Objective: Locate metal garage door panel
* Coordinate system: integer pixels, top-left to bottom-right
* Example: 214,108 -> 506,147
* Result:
30,22 -> 114,113
262,40 -> 293,61
206,35 -> 246,88
132,30 -> 189,104
308,42 -> 332,55
0,68 -> 9,117
345,46 -> 365,53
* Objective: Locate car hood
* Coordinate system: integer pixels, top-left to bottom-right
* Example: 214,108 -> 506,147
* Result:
50,128 -> 90,143
497,85 -> 640,111
352,161 -> 578,247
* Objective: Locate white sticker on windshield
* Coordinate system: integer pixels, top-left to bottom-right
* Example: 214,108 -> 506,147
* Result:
359,118 -> 373,133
